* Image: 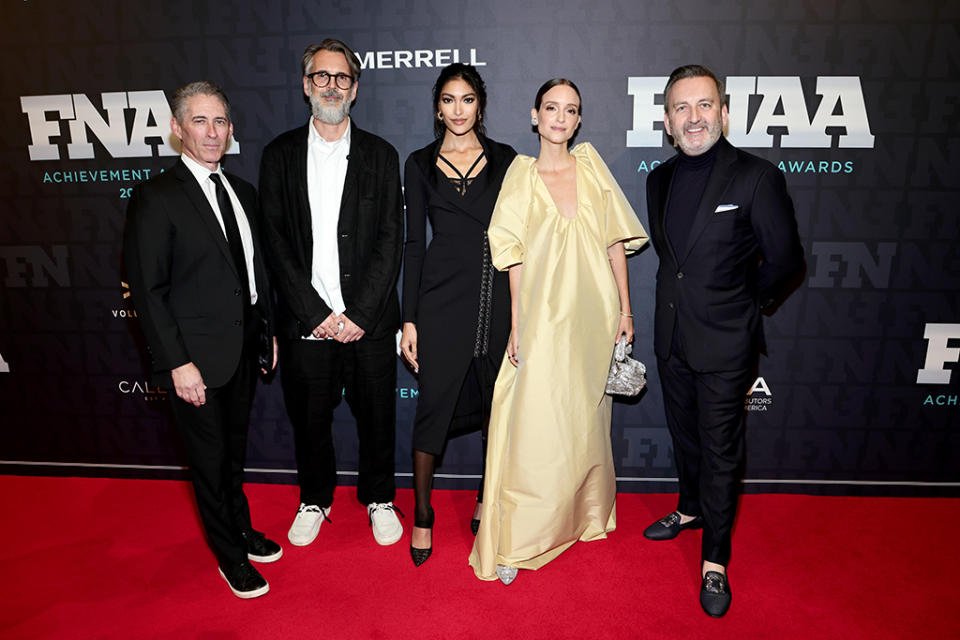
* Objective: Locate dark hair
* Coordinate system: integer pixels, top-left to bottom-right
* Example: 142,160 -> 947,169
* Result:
663,64 -> 725,111
432,63 -> 487,138
171,81 -> 231,124
533,78 -> 582,148
302,38 -> 361,81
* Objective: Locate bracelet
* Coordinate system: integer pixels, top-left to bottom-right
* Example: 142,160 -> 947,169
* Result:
620,312 -> 633,317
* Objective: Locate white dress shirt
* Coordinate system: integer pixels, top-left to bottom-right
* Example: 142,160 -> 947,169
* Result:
180,153 -> 258,304
305,117 -> 350,339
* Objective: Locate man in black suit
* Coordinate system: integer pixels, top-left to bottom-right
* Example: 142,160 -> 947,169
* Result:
644,65 -> 804,617
124,81 -> 281,599
259,39 -> 404,548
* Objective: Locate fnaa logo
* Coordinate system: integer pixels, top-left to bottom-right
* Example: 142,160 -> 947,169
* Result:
917,323 -> 960,385
627,76 -> 874,149
21,91 -> 241,161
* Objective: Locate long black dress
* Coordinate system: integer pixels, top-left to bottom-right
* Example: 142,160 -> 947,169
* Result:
402,135 -> 516,455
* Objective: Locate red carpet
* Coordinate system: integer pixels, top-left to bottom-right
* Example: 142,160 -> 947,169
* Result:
0,475 -> 957,639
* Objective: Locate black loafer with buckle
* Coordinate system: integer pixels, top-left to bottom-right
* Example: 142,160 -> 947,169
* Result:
700,571 -> 732,617
643,511 -> 704,540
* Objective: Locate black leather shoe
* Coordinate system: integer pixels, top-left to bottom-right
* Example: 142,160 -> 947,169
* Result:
219,561 -> 269,599
410,506 -> 434,567
643,511 -> 703,540
242,529 -> 283,563
700,571 -> 731,617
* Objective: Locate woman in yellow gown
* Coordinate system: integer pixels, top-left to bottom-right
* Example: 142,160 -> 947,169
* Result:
469,79 -> 648,583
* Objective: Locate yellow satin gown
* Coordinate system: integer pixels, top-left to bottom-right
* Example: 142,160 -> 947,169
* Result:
469,143 -> 648,580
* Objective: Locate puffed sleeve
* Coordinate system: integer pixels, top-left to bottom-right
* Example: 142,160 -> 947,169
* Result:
487,155 -> 534,271
579,143 -> 649,254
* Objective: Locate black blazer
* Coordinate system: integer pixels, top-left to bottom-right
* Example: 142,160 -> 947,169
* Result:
646,137 -> 804,372
402,134 -> 516,324
258,122 -> 403,340
123,159 -> 274,388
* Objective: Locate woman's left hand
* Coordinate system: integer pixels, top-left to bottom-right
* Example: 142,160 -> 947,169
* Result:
506,329 -> 519,367
615,314 -> 634,345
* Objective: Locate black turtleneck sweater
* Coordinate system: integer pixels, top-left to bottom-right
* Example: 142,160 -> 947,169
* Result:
664,140 -> 721,256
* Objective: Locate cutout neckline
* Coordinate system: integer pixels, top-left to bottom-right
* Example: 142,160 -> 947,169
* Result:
438,152 -> 487,196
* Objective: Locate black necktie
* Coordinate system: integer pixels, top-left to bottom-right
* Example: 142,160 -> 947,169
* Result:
209,173 -> 250,305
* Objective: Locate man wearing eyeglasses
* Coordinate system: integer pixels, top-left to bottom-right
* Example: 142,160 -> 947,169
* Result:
259,39 -> 404,550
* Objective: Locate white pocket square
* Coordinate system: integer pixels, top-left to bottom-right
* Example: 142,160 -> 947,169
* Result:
714,204 -> 739,213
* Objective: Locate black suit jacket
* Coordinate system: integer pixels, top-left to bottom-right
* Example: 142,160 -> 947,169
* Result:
646,137 -> 804,372
402,133 -> 516,324
123,159 -> 274,388
258,121 -> 403,340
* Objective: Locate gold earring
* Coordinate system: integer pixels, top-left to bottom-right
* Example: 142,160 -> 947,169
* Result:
437,112 -> 443,121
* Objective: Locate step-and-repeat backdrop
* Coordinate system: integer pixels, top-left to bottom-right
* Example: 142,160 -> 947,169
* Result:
1,1 -> 957,495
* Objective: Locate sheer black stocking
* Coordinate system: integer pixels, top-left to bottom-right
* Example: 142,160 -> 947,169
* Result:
413,449 -> 436,525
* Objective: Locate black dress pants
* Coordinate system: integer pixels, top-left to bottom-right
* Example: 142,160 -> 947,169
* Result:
657,327 -> 754,566
168,342 -> 258,567
279,333 -> 397,508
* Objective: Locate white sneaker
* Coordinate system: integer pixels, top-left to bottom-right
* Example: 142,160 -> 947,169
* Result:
287,503 -> 330,546
367,502 -> 403,546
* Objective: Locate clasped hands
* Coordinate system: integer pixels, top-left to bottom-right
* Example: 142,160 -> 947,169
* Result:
312,312 -> 365,343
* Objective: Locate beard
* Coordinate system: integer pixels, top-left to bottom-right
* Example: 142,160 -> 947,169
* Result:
674,118 -> 723,155
311,89 -> 351,125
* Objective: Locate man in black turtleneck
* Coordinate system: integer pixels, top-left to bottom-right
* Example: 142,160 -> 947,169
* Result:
643,65 -> 804,617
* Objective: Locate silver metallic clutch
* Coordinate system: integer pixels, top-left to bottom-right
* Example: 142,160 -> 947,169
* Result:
606,337 -> 646,396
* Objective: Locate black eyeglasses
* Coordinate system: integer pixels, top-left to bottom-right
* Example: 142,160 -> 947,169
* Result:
307,71 -> 355,90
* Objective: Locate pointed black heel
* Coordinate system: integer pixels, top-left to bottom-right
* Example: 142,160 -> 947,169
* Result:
410,506 -> 434,566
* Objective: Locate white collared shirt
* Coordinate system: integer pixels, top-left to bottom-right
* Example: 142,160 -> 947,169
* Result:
180,153 -> 258,304
305,117 -> 350,339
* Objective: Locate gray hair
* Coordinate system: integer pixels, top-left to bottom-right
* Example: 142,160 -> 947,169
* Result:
663,65 -> 725,111
301,38 -> 361,80
171,81 -> 231,123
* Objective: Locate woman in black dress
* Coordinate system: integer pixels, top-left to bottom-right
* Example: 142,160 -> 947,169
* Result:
400,63 -> 516,566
